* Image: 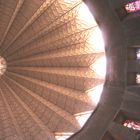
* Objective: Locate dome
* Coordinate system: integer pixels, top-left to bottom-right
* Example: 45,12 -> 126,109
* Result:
0,0 -> 106,139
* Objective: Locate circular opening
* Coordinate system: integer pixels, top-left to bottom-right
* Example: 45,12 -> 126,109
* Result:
0,56 -> 7,76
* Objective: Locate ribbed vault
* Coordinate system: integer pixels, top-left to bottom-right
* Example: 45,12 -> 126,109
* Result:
0,0 -> 105,140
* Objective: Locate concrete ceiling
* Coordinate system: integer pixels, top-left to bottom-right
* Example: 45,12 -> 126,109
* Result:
0,0 -> 140,140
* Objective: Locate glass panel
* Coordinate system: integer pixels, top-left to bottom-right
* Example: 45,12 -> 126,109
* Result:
136,48 -> 140,60
123,120 -> 140,130
125,0 -> 140,13
136,74 -> 140,83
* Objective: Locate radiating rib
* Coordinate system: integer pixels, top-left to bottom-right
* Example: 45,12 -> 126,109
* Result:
1,0 -> 82,56
7,42 -> 103,63
1,77 -> 56,140
0,85 -> 24,140
0,0 -> 106,139
8,66 -> 102,79
0,83 -> 22,140
6,71 -> 94,105
0,0 -> 18,48
1,0 -> 54,53
7,67 -> 104,91
4,2 -> 84,59
0,0 -> 45,52
0,0 -> 25,48
3,75 -> 81,131
5,71 -> 95,115
8,53 -> 104,68
5,25 -> 97,59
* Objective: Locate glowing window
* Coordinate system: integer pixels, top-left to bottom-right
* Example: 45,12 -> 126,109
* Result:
125,0 -> 140,13
55,133 -> 74,140
90,56 -> 106,78
0,56 -> 6,76
123,120 -> 140,130
136,74 -> 140,83
74,111 -> 92,127
136,48 -> 140,60
87,84 -> 104,105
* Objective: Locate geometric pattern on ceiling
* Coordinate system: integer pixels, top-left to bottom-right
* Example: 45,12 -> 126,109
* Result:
0,0 -> 105,139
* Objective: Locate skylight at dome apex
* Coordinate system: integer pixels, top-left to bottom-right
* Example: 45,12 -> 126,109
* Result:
0,0 -> 106,140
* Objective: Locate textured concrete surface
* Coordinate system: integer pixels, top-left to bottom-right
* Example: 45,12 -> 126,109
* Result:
0,0 -> 140,140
